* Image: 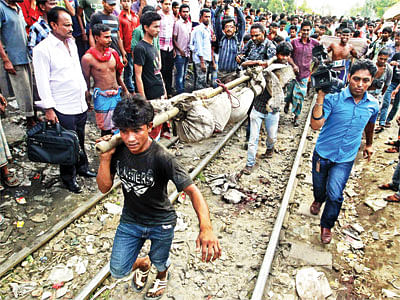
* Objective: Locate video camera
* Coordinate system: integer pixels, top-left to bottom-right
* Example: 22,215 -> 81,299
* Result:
310,45 -> 344,93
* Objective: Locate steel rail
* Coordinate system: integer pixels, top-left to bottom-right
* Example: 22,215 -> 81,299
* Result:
74,118 -> 247,300
250,94 -> 316,300
0,137 -> 178,279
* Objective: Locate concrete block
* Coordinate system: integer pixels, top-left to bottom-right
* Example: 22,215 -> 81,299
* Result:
289,241 -> 332,268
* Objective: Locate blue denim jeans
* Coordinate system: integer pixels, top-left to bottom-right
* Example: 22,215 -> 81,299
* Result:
312,151 -> 354,229
123,52 -> 135,93
174,54 -> 188,94
387,84 -> 400,123
391,160 -> 400,195
379,82 -> 397,125
246,107 -> 280,167
110,222 -> 175,278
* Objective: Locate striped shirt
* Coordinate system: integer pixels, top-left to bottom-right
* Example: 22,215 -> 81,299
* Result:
28,16 -> 50,56
218,35 -> 239,72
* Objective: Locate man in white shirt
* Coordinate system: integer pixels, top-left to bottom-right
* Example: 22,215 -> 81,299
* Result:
33,7 -> 96,194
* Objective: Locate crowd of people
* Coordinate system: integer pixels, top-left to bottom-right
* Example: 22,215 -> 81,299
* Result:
2,0 -> 400,296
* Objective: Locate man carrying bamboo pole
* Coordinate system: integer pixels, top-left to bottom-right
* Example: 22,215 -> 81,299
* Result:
97,98 -> 221,299
242,42 -> 290,175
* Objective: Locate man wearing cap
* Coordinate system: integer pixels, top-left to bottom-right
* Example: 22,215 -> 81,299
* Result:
89,0 -> 127,65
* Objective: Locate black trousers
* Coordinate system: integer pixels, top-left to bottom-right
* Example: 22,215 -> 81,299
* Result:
55,110 -> 89,183
160,49 -> 174,95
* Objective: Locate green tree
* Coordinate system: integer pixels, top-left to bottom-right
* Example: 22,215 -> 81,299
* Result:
267,0 -> 284,13
351,0 -> 397,18
297,0 -> 313,14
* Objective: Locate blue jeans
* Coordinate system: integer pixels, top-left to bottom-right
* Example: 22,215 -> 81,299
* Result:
110,222 -> 175,278
312,151 -> 354,229
174,54 -> 188,94
391,160 -> 400,195
387,83 -> 400,123
123,52 -> 135,93
379,82 -> 396,125
246,107 -> 280,167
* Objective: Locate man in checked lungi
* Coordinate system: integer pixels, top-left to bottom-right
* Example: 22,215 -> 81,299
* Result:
285,20 -> 319,127
82,23 -> 129,136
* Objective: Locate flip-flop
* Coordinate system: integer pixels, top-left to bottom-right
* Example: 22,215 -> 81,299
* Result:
385,141 -> 399,146
385,147 -> 399,153
3,172 -> 20,187
375,126 -> 385,133
385,123 -> 392,128
131,267 -> 150,292
378,183 -> 398,191
144,272 -> 170,300
385,194 -> 400,202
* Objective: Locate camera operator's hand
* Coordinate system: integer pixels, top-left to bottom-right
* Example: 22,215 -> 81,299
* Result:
317,89 -> 326,98
363,145 -> 373,162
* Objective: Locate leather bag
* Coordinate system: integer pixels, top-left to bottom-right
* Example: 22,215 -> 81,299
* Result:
27,122 -> 81,165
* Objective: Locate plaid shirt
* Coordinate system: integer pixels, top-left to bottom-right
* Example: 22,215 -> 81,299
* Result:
158,10 -> 174,52
241,38 -> 276,61
28,17 -> 51,56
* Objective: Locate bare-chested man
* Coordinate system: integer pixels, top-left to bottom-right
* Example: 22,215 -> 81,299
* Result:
82,23 -> 129,136
327,28 -> 358,85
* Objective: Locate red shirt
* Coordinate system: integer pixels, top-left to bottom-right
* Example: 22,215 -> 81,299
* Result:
18,0 -> 41,30
119,10 -> 139,53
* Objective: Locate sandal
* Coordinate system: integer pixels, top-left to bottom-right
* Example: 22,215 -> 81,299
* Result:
385,194 -> 400,202
132,267 -> 151,292
3,172 -> 20,187
144,272 -> 170,300
385,140 -> 399,146
385,147 -> 399,153
378,183 -> 398,191
385,122 -> 392,128
375,126 -> 384,133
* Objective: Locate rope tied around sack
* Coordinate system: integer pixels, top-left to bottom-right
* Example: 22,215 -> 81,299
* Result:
215,79 -> 240,108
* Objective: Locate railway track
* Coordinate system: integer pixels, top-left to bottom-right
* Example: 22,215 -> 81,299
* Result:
0,94 -> 315,299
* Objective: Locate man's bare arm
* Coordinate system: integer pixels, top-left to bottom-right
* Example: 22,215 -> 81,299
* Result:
81,54 -> 92,91
184,184 -> 221,262
0,41 -> 16,75
134,64 -> 145,97
310,90 -> 326,130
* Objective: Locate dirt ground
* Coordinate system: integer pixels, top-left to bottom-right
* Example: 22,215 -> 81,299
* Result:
267,120 -> 400,299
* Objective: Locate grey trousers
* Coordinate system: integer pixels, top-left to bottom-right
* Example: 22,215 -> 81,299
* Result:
7,64 -> 34,117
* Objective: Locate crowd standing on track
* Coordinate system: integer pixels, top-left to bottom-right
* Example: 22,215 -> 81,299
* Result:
1,0 -> 400,294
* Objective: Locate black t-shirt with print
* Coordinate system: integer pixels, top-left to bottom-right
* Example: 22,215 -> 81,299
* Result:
133,40 -> 164,100
391,53 -> 400,84
90,12 -> 121,56
110,141 -> 193,226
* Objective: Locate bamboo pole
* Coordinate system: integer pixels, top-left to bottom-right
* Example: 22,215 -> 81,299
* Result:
95,107 -> 179,153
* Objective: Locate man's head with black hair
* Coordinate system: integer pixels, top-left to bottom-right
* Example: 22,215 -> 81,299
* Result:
113,97 -> 155,154
48,7 -> 73,41
382,26 -> 393,42
200,8 -> 211,26
92,23 -> 112,47
222,17 -> 236,37
36,0 -> 56,13
348,59 -> 376,99
140,11 -> 161,37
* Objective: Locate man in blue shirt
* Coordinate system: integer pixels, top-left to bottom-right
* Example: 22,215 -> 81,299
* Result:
214,5 -> 245,78
190,8 -> 216,90
310,59 -> 379,244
